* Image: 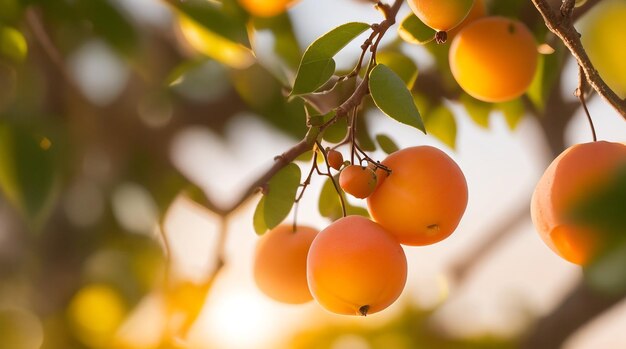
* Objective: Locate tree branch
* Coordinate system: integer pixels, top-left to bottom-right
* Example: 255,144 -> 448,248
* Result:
521,281 -> 626,349
531,0 -> 626,119
449,203 -> 530,284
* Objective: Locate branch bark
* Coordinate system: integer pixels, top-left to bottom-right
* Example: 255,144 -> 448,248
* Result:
531,0 -> 626,119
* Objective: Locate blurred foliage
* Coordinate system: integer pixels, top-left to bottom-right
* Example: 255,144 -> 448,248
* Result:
291,305 -> 515,349
0,0 -> 623,348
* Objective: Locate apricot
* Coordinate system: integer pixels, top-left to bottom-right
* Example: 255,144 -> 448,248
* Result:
339,165 -> 377,199
253,225 -> 318,304
449,16 -> 538,103
307,216 -> 407,316
531,141 -> 626,265
367,146 -> 468,246
327,149 -> 344,171
239,0 -> 297,18
407,0 -> 474,32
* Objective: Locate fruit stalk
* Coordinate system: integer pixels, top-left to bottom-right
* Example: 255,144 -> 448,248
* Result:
531,0 -> 626,119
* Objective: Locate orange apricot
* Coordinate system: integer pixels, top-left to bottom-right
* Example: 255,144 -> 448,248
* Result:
307,216 -> 407,316
531,141 -> 626,265
449,16 -> 538,103
239,0 -> 297,17
367,146 -> 468,246
253,225 -> 318,304
407,0 -> 474,32
339,165 -> 377,199
327,149 -> 344,171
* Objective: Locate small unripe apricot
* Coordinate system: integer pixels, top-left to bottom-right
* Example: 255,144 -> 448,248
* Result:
339,165 -> 377,199
239,0 -> 297,17
367,146 -> 468,246
407,0 -> 474,32
449,17 -> 538,102
369,162 -> 390,189
307,216 -> 407,316
531,141 -> 626,265
327,149 -> 344,171
253,225 -> 318,304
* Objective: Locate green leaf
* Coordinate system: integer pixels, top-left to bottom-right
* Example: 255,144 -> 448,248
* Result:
318,176 -> 369,221
356,112 -> 376,152
584,240 -> 626,295
375,134 -> 399,154
576,165 -> 626,294
75,0 -> 138,56
308,109 -> 336,127
496,98 -> 525,130
369,64 -> 426,133
253,13 -> 301,69
263,163 -> 301,229
322,117 -> 348,143
398,13 -> 436,45
0,26 -> 27,64
376,51 -> 418,88
167,0 -> 250,48
527,48 -> 563,112
569,164 -> 626,237
423,105 -> 457,149
291,22 -> 370,96
0,0 -> 20,22
0,124 -> 60,229
253,196 -> 268,235
460,93 -> 492,128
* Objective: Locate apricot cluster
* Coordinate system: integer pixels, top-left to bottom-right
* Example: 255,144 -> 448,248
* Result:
253,146 -> 468,316
408,0 -> 538,102
531,141 -> 626,265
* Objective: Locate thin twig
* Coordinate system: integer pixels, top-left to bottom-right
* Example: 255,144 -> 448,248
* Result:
575,65 -> 597,142
318,143 -> 347,217
531,0 -> 626,119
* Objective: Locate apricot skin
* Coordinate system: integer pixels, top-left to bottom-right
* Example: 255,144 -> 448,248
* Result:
339,165 -> 377,199
327,149 -> 344,171
531,141 -> 626,265
449,16 -> 538,103
367,146 -> 468,246
407,0 -> 474,32
307,216 -> 407,316
253,225 -> 318,304
239,0 -> 296,17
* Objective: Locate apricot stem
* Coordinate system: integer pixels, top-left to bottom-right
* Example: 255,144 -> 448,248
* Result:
359,305 -> 370,316
575,65 -> 597,142
318,142 -> 348,217
435,31 -> 448,44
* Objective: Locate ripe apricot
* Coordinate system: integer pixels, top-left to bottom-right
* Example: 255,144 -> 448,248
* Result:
327,149 -> 344,171
307,216 -> 407,316
531,141 -> 626,265
407,0 -> 474,32
449,16 -> 538,103
339,165 -> 377,199
239,0 -> 297,17
253,225 -> 318,304
367,146 -> 468,246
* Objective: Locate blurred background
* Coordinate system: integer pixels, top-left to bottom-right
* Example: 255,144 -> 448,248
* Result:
0,0 -> 625,348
